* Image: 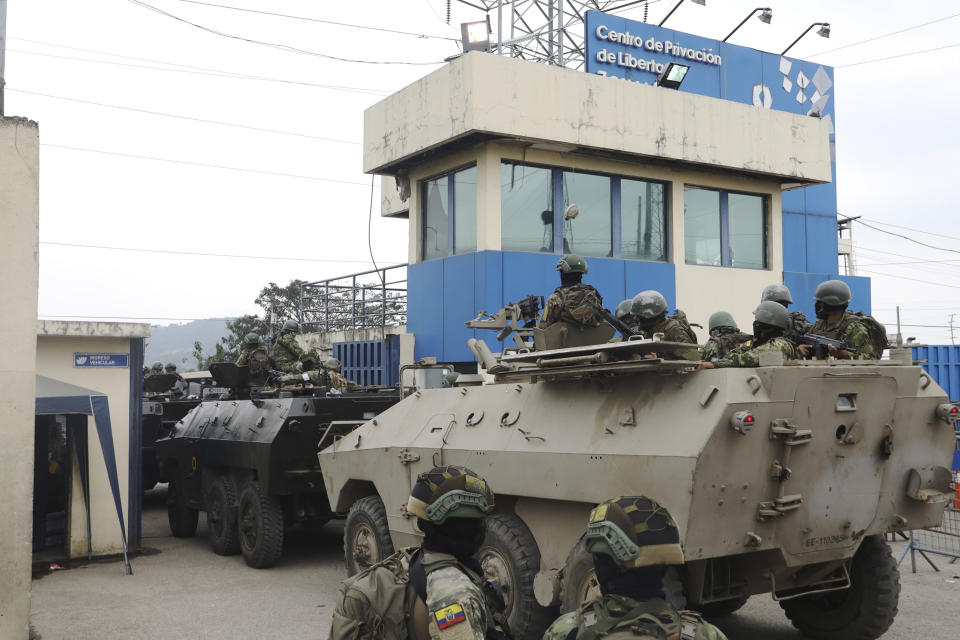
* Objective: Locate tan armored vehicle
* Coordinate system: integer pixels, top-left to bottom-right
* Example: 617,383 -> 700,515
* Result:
319,333 -> 955,640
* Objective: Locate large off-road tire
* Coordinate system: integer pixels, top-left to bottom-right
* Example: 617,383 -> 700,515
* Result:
478,513 -> 554,640
560,537 -> 686,613
696,595 -> 749,618
237,481 -> 284,569
167,475 -> 199,538
780,535 -> 900,640
206,475 -> 240,556
343,496 -> 394,576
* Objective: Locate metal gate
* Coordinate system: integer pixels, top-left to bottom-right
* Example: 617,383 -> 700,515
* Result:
334,336 -> 400,387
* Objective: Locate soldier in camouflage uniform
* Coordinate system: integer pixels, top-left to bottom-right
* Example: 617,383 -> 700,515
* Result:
760,283 -> 810,340
700,312 -> 752,363
699,302 -> 796,370
235,333 -> 272,387
542,496 -> 727,640
269,319 -> 306,372
321,357 -> 356,392
539,254 -> 604,329
164,362 -> 187,397
800,280 -> 878,360
630,291 -> 700,361
145,361 -> 164,379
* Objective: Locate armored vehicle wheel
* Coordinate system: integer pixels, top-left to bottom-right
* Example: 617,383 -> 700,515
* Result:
696,596 -> 748,618
780,535 -> 900,640
206,475 -> 240,556
237,481 -> 284,569
478,514 -> 553,640
167,475 -> 198,538
344,496 -> 394,576
560,538 -> 686,613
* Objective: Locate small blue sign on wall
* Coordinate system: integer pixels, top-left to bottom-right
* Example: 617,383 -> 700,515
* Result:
74,353 -> 129,368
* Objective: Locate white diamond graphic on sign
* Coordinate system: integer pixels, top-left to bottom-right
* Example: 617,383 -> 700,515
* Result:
812,66 -> 833,94
810,90 -> 822,105
796,89 -> 806,104
752,84 -> 772,109
779,57 -> 792,75
796,71 -> 809,89
782,76 -> 793,93
807,93 -> 831,116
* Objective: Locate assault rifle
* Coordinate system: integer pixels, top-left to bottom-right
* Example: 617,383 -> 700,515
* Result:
798,333 -> 855,359
593,303 -> 639,339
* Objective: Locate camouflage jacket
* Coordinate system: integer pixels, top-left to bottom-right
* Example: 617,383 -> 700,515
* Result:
423,553 -> 490,640
717,336 -> 796,368
785,310 -> 812,340
269,333 -> 305,372
638,318 -> 700,362
542,595 -> 727,640
540,284 -> 603,329
810,312 -> 877,359
700,328 -> 752,362
236,347 -> 272,385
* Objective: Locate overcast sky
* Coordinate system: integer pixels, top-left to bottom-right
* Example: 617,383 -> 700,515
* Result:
5,0 -> 960,343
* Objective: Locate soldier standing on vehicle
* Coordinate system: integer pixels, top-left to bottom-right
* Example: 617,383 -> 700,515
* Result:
145,361 -> 163,378
330,465 -> 509,640
539,254 -> 604,329
631,291 -> 700,361
699,302 -> 796,369
760,283 -> 810,339
799,280 -> 881,360
236,333 -> 272,386
542,496 -> 727,640
700,312 -> 752,362
321,357 -> 356,392
164,362 -> 187,397
269,319 -> 306,372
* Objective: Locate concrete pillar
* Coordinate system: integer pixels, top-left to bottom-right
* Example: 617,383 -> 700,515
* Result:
0,116 -> 40,640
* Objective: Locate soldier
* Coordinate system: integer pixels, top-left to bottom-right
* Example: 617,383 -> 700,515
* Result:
330,465 -> 508,640
539,254 -> 604,329
322,357 -> 355,392
269,319 -> 306,373
700,312 -> 752,363
631,291 -> 700,361
799,280 -> 879,360
441,371 -> 461,388
699,301 -> 796,369
164,362 -> 186,397
145,361 -> 163,378
235,332 -> 272,387
543,496 -> 727,640
760,283 -> 810,339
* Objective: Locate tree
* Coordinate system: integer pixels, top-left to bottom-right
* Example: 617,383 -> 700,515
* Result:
255,280 -> 307,324
192,341 -> 204,370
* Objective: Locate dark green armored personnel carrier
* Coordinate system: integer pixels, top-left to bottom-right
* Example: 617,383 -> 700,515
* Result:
155,363 -> 401,568
141,374 -> 202,491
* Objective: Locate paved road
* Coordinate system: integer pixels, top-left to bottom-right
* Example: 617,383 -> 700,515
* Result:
30,487 -> 960,640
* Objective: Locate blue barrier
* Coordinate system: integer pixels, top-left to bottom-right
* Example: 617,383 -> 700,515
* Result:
912,345 -> 960,402
334,336 -> 400,387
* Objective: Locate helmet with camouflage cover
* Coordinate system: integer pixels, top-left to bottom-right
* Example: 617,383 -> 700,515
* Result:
813,280 -> 852,306
761,283 -> 793,305
708,311 -> 737,333
165,363 -> 177,373
406,465 -> 494,525
615,299 -> 634,320
244,332 -> 261,346
584,496 -> 684,569
753,301 -> 790,330
151,361 -> 163,373
324,357 -> 341,372
300,354 -> 319,370
630,290 -> 668,321
556,254 -> 588,274
281,319 -> 299,334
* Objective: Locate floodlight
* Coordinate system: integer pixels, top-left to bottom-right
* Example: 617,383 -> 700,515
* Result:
659,0 -> 706,27
461,21 -> 490,52
656,62 -> 690,90
722,7 -> 773,42
564,204 -> 580,220
781,22 -> 831,56
691,0 -> 706,5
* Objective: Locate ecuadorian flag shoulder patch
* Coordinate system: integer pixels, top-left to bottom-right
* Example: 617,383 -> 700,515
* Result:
434,603 -> 466,630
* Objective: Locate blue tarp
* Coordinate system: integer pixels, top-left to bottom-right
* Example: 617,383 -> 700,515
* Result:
35,375 -> 131,574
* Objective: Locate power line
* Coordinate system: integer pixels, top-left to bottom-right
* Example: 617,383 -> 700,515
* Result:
9,88 -> 362,144
40,143 -> 378,185
128,0 -> 446,65
859,217 -> 960,243
167,0 -> 459,41
7,48 -> 391,95
40,241 -> 406,264
856,219 -> 960,255
858,268 -> 960,290
836,42 -> 960,69
809,11 -> 960,58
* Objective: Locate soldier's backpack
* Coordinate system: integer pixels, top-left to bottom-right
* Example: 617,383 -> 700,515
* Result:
844,311 -> 889,357
574,599 -> 711,640
668,310 -> 699,344
555,284 -> 604,327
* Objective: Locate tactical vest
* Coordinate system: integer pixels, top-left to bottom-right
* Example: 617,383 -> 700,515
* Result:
817,311 -> 888,357
667,311 -> 699,343
554,284 -> 603,327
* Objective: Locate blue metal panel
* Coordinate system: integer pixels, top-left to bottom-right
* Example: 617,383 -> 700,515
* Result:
442,253 -> 479,362
720,40 -> 761,102
782,212 -> 807,273
912,345 -> 960,403
839,275 -> 871,315
624,260 -> 677,309
805,214 -> 839,275
803,164 -> 838,215
585,257 -> 626,310
408,260 -> 445,361
781,188 -> 804,214
334,336 -> 400,387
502,252 -> 562,305
474,251 -> 504,317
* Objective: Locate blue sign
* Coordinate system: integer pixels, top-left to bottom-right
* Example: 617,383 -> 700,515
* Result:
74,353 -> 129,368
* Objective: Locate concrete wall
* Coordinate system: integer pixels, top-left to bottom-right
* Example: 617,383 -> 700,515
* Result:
35,322 -> 150,558
0,117 -> 40,640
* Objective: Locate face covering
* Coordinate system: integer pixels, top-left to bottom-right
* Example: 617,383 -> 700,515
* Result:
593,554 -> 667,602
419,517 -> 486,562
752,321 -> 779,344
815,301 -> 845,320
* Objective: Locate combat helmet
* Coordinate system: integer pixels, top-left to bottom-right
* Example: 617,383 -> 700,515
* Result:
761,284 -> 793,306
165,363 -> 177,373
631,290 -> 668,321
151,361 -> 163,373
441,371 -> 460,388
243,332 -> 261,346
406,465 -> 494,525
708,311 -> 738,333
615,299 -> 634,320
813,280 -> 852,306
556,254 -> 588,274
324,357 -> 341,372
753,301 -> 790,330
281,319 -> 299,334
584,496 -> 684,569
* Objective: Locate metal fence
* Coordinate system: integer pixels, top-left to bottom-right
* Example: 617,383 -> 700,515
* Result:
897,467 -> 960,572
299,264 -> 407,333
912,345 -> 960,402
